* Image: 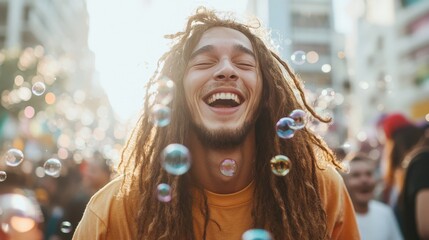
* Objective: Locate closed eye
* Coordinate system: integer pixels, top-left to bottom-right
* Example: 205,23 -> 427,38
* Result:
193,62 -> 215,69
236,62 -> 255,69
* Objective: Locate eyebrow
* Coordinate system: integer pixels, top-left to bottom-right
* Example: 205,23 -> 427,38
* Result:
233,44 -> 255,59
189,44 -> 256,60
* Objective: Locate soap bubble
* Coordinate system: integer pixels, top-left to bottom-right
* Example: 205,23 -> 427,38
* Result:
291,50 -> 306,65
60,221 -> 73,233
151,104 -> 171,127
270,155 -> 292,176
157,183 -> 172,202
155,76 -> 175,105
289,109 -> 306,130
43,158 -> 62,176
4,148 -> 24,167
219,159 -> 237,177
276,117 -> 295,139
161,144 -> 191,175
0,171 -> 6,182
242,229 -> 273,240
32,82 -> 46,96
0,194 -> 43,233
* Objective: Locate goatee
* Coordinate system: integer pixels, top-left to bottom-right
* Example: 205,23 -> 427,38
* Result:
190,121 -> 253,150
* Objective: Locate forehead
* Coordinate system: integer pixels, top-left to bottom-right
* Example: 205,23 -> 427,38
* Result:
350,160 -> 374,173
193,27 -> 253,52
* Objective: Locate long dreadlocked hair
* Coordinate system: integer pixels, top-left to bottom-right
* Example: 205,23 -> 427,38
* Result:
118,7 -> 343,240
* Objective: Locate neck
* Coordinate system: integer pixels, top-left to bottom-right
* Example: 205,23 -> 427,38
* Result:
188,129 -> 256,194
354,201 -> 369,214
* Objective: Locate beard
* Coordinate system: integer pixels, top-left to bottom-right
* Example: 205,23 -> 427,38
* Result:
190,120 -> 254,150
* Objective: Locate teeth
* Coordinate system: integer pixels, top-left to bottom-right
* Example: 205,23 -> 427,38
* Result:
207,92 -> 241,105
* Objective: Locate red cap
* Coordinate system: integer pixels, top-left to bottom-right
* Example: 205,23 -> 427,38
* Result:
380,113 -> 413,139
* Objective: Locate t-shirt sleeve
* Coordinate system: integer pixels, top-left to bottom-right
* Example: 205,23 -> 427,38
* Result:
72,205 -> 107,240
318,166 -> 361,240
406,152 -> 429,197
332,179 -> 361,240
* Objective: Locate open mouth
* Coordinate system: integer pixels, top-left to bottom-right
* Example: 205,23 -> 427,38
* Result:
357,185 -> 374,194
204,92 -> 243,108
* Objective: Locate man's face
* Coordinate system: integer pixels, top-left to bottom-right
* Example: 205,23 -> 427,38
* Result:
345,160 -> 376,206
183,27 -> 262,148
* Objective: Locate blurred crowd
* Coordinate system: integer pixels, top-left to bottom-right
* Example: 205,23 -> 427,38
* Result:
1,111 -> 429,240
339,113 -> 429,240
0,151 -> 113,240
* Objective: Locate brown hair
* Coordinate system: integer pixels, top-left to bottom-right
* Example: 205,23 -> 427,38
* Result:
383,125 -> 423,195
119,7 -> 340,240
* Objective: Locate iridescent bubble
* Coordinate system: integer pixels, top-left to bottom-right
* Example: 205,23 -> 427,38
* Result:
60,221 -> 73,233
31,82 -> 46,96
161,144 -> 191,175
4,148 -> 24,167
43,158 -> 62,176
270,155 -> 292,176
276,117 -> 295,139
0,194 -> 43,233
291,50 -> 306,65
155,76 -> 175,105
289,109 -> 306,130
157,183 -> 172,202
242,229 -> 273,240
0,171 -> 6,182
151,104 -> 171,127
220,159 -> 237,177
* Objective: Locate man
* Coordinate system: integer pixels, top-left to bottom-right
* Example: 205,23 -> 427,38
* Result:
73,8 -> 359,239
342,153 -> 402,240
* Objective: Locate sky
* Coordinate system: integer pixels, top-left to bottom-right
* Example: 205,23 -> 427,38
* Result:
86,0 -> 352,122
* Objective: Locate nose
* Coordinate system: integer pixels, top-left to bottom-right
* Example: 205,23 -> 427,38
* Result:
214,59 -> 238,81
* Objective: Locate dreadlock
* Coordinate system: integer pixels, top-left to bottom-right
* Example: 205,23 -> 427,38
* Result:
118,7 -> 341,240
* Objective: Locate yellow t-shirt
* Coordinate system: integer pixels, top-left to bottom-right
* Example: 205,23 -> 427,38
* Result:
72,166 -> 360,240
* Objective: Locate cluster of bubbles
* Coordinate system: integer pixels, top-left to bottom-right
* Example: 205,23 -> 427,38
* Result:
1,148 -> 62,179
271,109 -> 307,176
290,50 -> 334,73
305,88 -> 344,139
150,76 -> 192,203
1,46 -> 121,236
150,76 -> 175,127
275,109 -> 306,139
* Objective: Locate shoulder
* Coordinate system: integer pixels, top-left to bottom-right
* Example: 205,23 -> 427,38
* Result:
73,175 -> 138,239
86,176 -> 124,215
316,165 -> 345,195
316,165 -> 360,240
316,165 -> 348,212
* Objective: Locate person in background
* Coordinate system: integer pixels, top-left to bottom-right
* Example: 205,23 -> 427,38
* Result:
399,127 -> 429,239
81,152 -> 112,195
379,113 -> 424,225
342,152 -> 403,240
57,152 -> 113,240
